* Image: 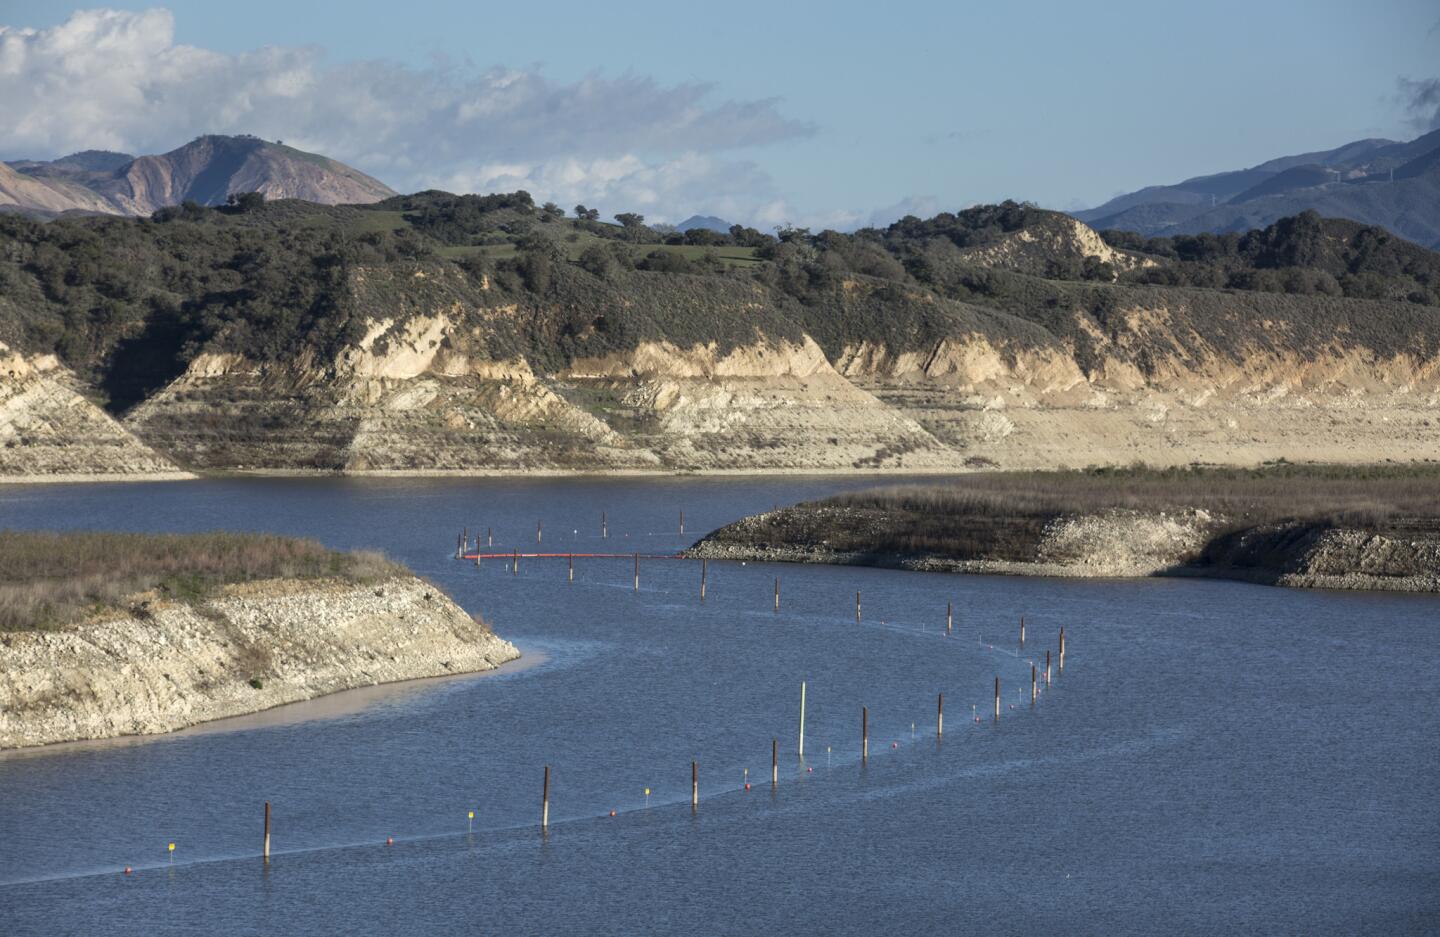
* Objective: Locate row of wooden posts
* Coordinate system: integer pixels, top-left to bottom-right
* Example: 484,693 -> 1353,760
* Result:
459,540 -> 1072,667
444,527 -> 1069,843
455,510 -> 693,558
249,630 -> 1068,856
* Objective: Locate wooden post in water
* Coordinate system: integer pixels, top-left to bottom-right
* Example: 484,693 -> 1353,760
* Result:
537,521 -> 542,544
513,547 -> 518,577
1046,650 -> 1052,687
798,682 -> 806,757
862,706 -> 869,763
487,527 -> 492,548
855,591 -> 862,624
633,552 -> 639,591
1031,664 -> 1037,705
568,553 -> 574,582
692,761 -> 699,810
679,510 -> 685,535
994,677 -> 1001,721
263,801 -> 271,863
602,512 -> 608,539
541,765 -> 550,832
772,738 -> 778,787
947,601 -> 953,635
937,692 -> 944,738
1020,616 -> 1026,649
774,577 -> 780,612
1059,627 -> 1066,672
700,559 -> 707,601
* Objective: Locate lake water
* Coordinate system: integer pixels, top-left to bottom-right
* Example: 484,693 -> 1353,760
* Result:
1,476 -> 1438,935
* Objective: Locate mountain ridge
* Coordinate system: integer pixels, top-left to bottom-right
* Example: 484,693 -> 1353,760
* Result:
1075,130 -> 1440,248
1,135 -> 396,217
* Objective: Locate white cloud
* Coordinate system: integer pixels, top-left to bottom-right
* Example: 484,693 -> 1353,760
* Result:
432,153 -> 783,225
1398,77 -> 1440,133
0,8 -> 951,229
0,7 -> 813,222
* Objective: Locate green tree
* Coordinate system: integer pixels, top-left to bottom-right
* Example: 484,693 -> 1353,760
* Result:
578,243 -> 614,279
614,213 -> 647,243
225,191 -> 266,212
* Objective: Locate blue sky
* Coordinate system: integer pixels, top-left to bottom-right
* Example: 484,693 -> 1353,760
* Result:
3,1 -> 1438,227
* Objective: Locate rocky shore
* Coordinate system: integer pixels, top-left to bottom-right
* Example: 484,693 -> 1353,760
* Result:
0,575 -> 519,749
688,506 -> 1440,593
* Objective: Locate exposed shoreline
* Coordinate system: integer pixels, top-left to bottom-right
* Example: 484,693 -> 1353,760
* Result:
688,507 -> 1440,594
0,647 -> 543,760
0,466 -> 965,485
0,575 -> 520,749
0,471 -> 197,485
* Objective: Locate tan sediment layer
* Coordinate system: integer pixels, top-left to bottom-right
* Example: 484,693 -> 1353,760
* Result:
0,575 -> 519,749
0,471 -> 196,485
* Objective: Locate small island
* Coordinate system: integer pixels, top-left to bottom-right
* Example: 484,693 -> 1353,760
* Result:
688,465 -> 1440,592
0,531 -> 518,748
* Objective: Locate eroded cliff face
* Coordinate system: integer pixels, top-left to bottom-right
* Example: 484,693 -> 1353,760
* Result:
0,575 -> 519,749
122,314 -> 956,474
955,217 -> 1158,277
0,343 -> 190,481
7,275 -> 1440,478
837,305 -> 1440,469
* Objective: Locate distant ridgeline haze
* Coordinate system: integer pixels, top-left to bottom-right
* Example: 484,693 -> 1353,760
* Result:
1074,128 -> 1440,250
1,186 -> 1439,478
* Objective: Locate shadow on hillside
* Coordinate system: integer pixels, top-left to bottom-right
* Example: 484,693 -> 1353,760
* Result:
99,310 -> 191,414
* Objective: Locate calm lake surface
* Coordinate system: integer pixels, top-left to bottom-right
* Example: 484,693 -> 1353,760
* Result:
1,476 -> 1437,935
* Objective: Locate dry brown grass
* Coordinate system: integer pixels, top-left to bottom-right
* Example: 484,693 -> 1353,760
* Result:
0,531 -> 405,632
838,463 -> 1440,527
717,464 -> 1440,562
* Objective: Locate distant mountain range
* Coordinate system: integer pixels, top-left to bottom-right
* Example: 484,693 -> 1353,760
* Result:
7,129 -> 1437,251
1073,129 -> 1440,248
675,214 -> 733,233
0,135 -> 396,217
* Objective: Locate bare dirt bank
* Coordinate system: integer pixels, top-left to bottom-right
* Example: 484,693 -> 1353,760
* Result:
0,575 -> 519,749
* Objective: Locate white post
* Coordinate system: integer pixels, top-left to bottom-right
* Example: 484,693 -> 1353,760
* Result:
798,681 -> 807,757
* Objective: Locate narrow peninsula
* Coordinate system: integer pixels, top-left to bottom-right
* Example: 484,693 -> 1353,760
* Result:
687,465 -> 1440,593
0,531 -> 518,748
